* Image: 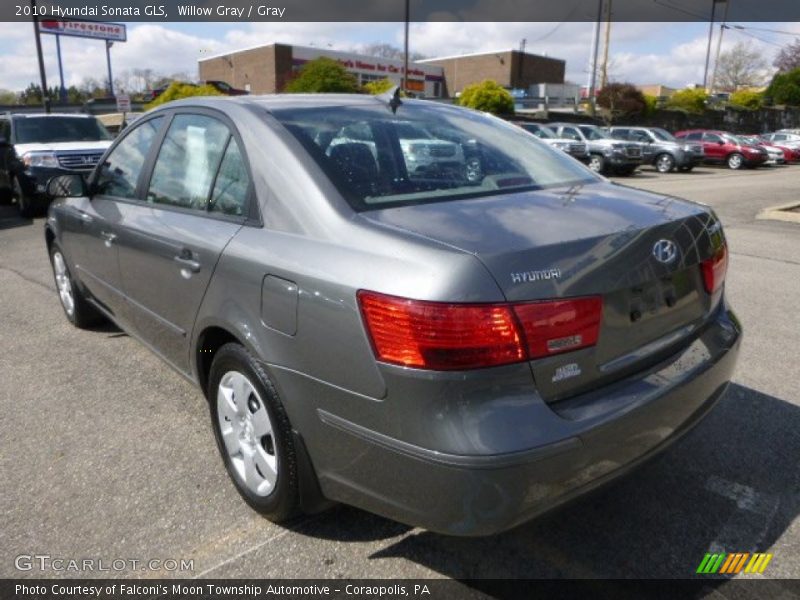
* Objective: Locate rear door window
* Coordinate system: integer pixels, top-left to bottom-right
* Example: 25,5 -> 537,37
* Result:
146,114 -> 231,212
209,139 -> 250,217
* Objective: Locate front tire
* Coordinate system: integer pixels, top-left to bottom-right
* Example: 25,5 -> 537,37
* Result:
13,177 -> 35,218
655,153 -> 675,173
727,153 -> 744,170
49,243 -> 104,328
208,343 -> 301,521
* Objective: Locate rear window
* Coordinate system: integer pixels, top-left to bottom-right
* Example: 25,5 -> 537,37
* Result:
272,103 -> 596,211
13,116 -> 112,144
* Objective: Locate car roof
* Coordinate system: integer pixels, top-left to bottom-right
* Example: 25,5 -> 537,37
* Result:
8,112 -> 96,119
153,94 -> 413,113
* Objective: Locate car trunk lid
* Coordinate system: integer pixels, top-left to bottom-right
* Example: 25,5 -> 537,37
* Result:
361,182 -> 723,402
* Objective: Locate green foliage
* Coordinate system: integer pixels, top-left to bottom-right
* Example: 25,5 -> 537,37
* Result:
766,68 -> 800,106
665,88 -> 709,113
643,93 -> 658,116
145,82 -> 223,109
363,78 -> 398,95
728,89 -> 763,110
285,57 -> 360,94
456,80 -> 515,115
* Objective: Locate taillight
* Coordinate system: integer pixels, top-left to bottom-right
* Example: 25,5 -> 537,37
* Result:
357,291 -> 602,371
513,297 -> 603,359
701,244 -> 728,294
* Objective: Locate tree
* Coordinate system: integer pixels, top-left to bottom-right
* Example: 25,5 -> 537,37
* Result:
363,78 -> 399,95
643,93 -> 658,116
457,80 -> 514,115
145,82 -> 223,109
361,43 -> 426,62
729,89 -> 763,109
774,38 -> 800,73
596,82 -> 647,123
285,57 -> 359,93
714,41 -> 768,92
765,68 -> 800,106
665,88 -> 709,113
0,89 -> 18,104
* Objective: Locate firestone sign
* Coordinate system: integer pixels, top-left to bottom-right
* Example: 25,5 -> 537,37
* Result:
38,20 -> 127,42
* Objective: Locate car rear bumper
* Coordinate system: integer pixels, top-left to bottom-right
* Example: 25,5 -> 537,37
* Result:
273,300 -> 741,536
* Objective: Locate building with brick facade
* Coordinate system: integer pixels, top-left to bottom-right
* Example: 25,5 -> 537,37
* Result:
198,44 -> 565,99
418,49 -> 565,97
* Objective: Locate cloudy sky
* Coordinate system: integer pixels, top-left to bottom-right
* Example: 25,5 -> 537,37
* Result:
0,20 -> 796,92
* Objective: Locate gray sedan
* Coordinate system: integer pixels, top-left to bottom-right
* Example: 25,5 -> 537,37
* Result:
44,94 -> 741,536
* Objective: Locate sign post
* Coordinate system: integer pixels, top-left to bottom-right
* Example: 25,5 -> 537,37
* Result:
38,20 -> 127,99
116,93 -> 131,128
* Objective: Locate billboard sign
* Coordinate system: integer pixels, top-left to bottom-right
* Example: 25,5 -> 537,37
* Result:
39,20 -> 127,42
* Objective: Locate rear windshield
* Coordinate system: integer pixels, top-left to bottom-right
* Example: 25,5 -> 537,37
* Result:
272,103 -> 596,211
14,116 -> 112,144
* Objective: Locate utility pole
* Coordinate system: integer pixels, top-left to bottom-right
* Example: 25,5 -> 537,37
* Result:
402,0 -> 409,95
586,0 -> 603,115
703,0 -> 724,89
31,0 -> 50,113
709,0 -> 731,95
600,0 -> 613,89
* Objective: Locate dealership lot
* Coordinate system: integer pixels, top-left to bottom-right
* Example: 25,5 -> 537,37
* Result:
1,164 -> 799,581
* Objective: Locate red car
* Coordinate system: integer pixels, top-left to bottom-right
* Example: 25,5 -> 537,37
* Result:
674,129 -> 768,169
749,135 -> 800,163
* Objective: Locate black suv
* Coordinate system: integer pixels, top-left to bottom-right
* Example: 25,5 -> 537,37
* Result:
0,113 -> 112,217
606,126 -> 705,173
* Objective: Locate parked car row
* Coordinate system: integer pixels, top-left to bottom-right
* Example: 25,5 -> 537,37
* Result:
512,121 -> 800,176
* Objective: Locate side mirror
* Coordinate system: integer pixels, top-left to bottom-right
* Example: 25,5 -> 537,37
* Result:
46,174 -> 89,199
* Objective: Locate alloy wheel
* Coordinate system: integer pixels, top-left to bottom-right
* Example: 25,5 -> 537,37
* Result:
52,251 -> 75,317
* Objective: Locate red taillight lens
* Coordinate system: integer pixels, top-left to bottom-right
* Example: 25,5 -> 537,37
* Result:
701,244 -> 728,294
513,297 -> 603,359
358,291 -> 603,370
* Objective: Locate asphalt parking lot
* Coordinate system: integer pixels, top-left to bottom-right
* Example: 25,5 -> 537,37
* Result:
1,163 -> 799,583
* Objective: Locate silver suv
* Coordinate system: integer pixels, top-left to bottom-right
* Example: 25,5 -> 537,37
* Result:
513,121 -> 590,162
607,126 -> 704,173
548,122 -> 642,175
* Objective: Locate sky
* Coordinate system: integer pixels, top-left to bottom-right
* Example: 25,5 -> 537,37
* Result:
0,20 -> 797,93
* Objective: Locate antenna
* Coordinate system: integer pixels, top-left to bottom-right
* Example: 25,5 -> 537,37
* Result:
378,86 -> 403,114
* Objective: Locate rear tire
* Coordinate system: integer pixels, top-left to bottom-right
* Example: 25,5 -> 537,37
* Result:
655,153 -> 675,173
588,154 -> 605,173
208,343 -> 301,522
727,153 -> 744,170
49,242 -> 104,328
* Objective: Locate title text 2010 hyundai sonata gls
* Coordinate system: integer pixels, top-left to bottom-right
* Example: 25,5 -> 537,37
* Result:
44,94 -> 740,536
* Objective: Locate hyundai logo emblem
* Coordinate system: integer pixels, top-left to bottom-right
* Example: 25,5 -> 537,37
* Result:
652,239 -> 678,264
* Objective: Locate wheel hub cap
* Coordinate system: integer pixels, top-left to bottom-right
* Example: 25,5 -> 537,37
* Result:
52,252 -> 75,316
217,370 -> 277,496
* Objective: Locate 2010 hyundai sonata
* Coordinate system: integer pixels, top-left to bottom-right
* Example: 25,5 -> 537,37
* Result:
44,94 -> 741,536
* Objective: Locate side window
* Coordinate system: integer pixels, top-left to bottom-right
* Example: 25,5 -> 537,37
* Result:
685,132 -> 703,141
773,134 -> 786,141
703,133 -> 722,143
209,139 -> 250,217
632,130 -> 651,142
612,129 -> 630,139
146,114 -> 230,211
0,119 -> 9,140
561,127 -> 581,141
95,116 -> 164,198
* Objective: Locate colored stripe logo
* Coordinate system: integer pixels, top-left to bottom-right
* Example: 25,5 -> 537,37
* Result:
696,552 -> 773,574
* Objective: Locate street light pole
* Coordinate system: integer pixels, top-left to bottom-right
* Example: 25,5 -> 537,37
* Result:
709,0 -> 730,95
587,0 -> 603,115
703,0 -> 722,89
31,0 -> 50,113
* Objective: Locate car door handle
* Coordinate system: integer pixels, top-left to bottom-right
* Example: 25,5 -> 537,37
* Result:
174,253 -> 201,273
77,210 -> 93,224
100,231 -> 116,246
